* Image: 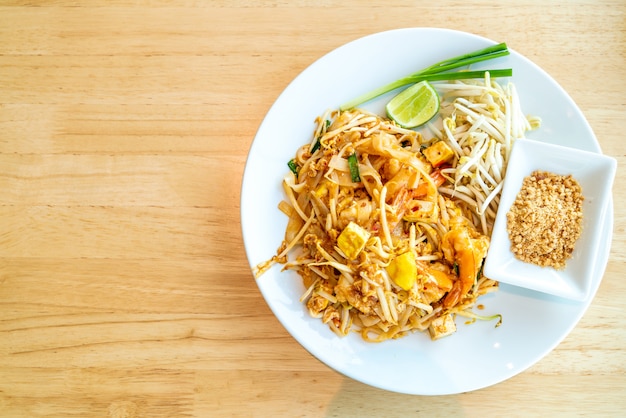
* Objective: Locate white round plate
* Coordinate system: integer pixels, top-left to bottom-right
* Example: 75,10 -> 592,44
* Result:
240,28 -> 612,395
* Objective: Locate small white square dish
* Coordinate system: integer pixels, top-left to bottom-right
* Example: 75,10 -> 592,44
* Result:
484,138 -> 617,301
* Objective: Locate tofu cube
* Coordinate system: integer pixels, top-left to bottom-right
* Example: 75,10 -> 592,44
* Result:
428,313 -> 457,340
423,141 -> 455,167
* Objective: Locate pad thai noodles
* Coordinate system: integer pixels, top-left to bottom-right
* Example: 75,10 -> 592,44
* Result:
255,76 -> 539,341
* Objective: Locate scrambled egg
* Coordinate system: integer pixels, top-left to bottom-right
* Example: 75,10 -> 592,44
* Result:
385,251 -> 417,291
337,221 -> 370,260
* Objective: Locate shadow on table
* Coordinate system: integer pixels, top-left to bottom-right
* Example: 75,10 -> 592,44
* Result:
323,376 -> 467,417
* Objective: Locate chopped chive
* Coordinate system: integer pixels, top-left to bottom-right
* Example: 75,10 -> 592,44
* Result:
310,138 -> 321,153
287,158 -> 299,175
348,153 -> 361,183
310,120 -> 332,153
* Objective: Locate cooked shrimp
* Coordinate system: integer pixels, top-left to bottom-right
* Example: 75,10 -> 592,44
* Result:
441,227 -> 489,308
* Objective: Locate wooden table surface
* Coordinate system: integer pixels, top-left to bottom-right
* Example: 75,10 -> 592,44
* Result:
1,1 -> 625,416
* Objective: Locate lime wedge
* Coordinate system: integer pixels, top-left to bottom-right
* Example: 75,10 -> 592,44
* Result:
386,80 -> 440,128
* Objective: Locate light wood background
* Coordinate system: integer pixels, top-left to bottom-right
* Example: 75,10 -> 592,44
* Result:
1,1 -> 625,417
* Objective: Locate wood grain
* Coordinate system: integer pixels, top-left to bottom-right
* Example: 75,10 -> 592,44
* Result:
1,1 -> 625,417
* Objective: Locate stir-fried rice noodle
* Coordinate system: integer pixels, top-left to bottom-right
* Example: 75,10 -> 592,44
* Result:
256,76 -> 539,341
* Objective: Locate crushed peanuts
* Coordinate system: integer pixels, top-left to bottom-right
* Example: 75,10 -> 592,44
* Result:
506,170 -> 583,269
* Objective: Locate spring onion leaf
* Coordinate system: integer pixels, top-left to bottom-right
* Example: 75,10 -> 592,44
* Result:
418,43 -> 510,75
347,153 -> 361,183
340,43 -> 511,110
310,120 -> 332,153
287,159 -> 299,175
310,138 -> 321,154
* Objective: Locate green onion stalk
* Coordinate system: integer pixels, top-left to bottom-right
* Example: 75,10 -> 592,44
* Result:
340,43 -> 512,111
